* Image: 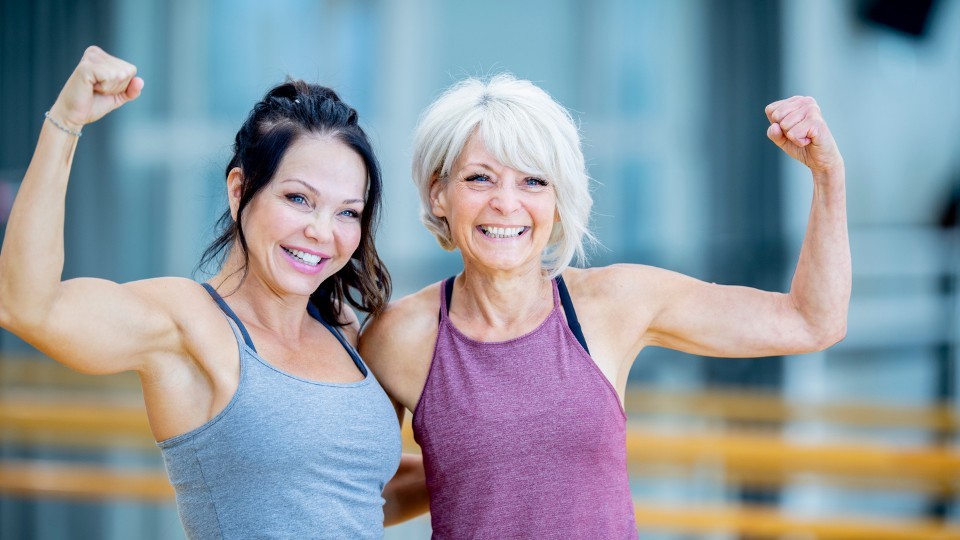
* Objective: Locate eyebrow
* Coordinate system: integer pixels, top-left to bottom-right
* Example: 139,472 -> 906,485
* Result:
460,162 -> 546,179
462,162 -> 495,171
282,178 -> 364,205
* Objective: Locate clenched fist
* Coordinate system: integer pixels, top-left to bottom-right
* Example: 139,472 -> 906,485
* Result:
765,96 -> 843,177
48,46 -> 143,133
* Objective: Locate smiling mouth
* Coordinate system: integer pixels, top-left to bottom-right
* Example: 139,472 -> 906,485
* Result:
478,226 -> 529,239
282,247 -> 326,266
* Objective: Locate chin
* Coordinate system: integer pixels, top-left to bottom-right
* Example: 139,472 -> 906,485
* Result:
277,274 -> 328,297
475,256 -> 536,273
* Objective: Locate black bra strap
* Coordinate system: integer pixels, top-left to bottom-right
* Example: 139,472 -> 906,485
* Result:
556,276 -> 591,355
444,276 -> 456,315
441,275 -> 590,354
202,283 -> 256,352
306,302 -> 367,376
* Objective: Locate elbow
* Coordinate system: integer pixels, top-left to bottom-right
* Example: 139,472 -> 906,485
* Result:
0,288 -> 20,331
808,319 -> 847,352
0,296 -> 48,338
0,305 -> 11,331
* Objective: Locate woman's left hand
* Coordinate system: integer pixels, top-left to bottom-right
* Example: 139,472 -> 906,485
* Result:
765,96 -> 843,177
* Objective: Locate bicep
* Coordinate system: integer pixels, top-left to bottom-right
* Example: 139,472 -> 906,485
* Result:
620,266 -> 817,357
25,277 -> 182,375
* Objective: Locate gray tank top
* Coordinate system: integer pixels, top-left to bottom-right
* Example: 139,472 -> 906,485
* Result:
158,284 -> 401,539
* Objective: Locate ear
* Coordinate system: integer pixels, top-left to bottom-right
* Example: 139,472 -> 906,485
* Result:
227,167 -> 244,221
429,173 -> 447,218
554,206 -> 561,223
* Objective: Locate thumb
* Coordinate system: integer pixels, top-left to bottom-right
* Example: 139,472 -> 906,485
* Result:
123,77 -> 144,102
106,77 -> 143,112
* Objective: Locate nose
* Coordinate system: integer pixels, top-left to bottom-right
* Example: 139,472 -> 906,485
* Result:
489,181 -> 521,215
305,214 -> 335,244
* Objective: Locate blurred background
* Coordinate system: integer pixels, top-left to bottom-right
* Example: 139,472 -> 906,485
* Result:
1,0 -> 958,538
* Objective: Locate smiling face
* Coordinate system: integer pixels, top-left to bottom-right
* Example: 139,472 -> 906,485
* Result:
230,134 -> 367,298
431,132 -> 558,275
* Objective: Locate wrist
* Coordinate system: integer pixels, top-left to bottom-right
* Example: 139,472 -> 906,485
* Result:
47,102 -> 85,134
44,110 -> 83,137
812,162 -> 844,189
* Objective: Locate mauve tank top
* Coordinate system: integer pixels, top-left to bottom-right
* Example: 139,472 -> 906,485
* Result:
413,276 -> 637,539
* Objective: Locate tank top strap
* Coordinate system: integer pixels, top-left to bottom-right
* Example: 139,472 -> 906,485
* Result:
441,275 -> 456,318
202,283 -> 256,351
443,275 -> 560,315
437,275 -> 590,354
306,302 -> 367,376
555,275 -> 591,355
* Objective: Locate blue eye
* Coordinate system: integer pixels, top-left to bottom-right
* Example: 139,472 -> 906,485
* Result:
287,194 -> 307,205
525,177 -> 548,187
465,174 -> 490,183
339,209 -> 361,219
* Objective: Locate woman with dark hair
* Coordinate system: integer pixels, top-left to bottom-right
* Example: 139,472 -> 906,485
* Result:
0,46 -> 426,538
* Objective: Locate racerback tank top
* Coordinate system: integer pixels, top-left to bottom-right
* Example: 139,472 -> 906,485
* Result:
413,276 -> 637,538
158,284 -> 401,539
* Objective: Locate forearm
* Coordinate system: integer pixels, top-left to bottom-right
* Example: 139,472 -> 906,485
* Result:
788,166 -> 850,346
0,121 -> 77,329
383,453 -> 429,526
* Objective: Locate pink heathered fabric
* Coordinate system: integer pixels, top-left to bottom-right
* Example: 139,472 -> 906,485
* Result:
412,278 -> 637,539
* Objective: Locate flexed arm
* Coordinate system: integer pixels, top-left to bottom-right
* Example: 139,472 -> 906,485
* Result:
0,46 -> 141,327
766,96 -> 849,346
0,47 -> 183,374
609,96 -> 849,359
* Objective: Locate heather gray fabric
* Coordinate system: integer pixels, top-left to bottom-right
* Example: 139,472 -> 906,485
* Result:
158,286 -> 401,539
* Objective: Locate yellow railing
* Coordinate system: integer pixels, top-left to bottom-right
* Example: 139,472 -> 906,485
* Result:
2,358 -> 959,539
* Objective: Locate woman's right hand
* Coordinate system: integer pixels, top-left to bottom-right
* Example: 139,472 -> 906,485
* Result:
48,46 -> 143,133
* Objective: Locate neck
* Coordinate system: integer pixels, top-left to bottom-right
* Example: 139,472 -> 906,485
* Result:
454,262 -> 553,330
209,249 -> 311,340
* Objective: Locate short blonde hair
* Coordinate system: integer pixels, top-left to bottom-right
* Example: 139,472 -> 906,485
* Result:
411,74 -> 594,277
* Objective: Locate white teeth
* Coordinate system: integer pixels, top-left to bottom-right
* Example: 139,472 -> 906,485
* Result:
298,250 -> 321,265
481,226 -> 525,239
285,248 -> 322,266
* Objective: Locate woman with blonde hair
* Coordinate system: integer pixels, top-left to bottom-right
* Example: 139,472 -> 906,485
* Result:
361,74 -> 848,538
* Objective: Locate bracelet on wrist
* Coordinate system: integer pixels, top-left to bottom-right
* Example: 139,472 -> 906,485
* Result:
44,111 -> 82,137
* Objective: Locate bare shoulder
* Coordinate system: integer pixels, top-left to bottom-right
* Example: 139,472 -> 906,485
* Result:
120,277 -> 226,331
562,264 -> 668,302
560,264 -> 696,330
359,282 -> 442,409
121,277 -> 237,371
561,265 -> 692,380
360,282 -> 442,362
122,276 -> 212,308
